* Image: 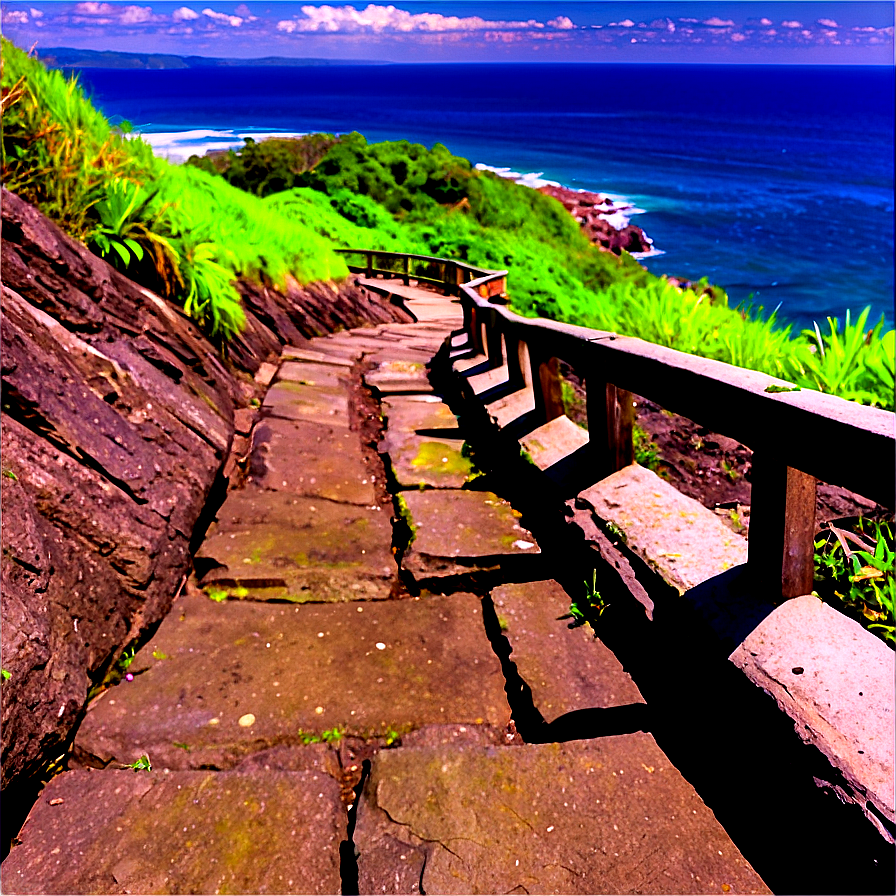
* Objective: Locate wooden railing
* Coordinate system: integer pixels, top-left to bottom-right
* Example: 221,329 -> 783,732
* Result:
344,248 -> 895,599
337,249 -> 508,300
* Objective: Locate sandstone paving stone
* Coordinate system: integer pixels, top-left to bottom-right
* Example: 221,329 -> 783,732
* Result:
262,381 -> 350,428
355,738 -> 771,896
579,465 -> 748,594
493,580 -> 645,726
2,768 -> 344,895
487,386 -> 536,429
248,417 -> 377,506
521,415 -> 591,471
365,358 -> 435,394
276,359 -> 351,388
382,434 -> 473,490
73,592 -> 510,770
196,488 -> 394,602
280,346 -> 354,367
381,395 -> 460,436
401,489 -> 542,585
730,594 -> 895,839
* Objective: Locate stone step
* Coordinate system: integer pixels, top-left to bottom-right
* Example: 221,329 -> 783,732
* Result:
73,592 -> 510,771
492,580 -> 647,734
355,739 -> 771,895
262,381 -> 351,428
247,417 -> 378,506
578,465 -> 748,594
400,489 -> 543,587
196,488 -> 395,603
2,768 -> 344,895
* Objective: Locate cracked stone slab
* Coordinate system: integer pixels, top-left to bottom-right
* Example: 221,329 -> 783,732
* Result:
579,464 -> 748,593
247,418 -> 377,506
196,488 -> 394,602
73,592 -> 510,770
493,580 -> 645,726
262,381 -> 350,428
401,489 -> 541,586
730,594 -> 895,841
382,434 -> 473,490
2,768 -> 344,896
381,396 -> 460,436
355,738 -> 770,896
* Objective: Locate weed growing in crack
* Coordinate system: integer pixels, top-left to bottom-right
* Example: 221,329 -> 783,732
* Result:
123,755 -> 152,772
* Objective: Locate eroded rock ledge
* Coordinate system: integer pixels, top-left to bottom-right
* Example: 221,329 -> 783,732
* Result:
0,187 -> 410,802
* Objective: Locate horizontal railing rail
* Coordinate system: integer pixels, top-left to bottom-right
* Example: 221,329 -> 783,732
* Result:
346,248 -> 895,599
337,248 -> 508,299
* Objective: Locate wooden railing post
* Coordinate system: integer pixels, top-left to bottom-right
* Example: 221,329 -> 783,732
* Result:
585,377 -> 634,478
366,251 -> 373,279
529,352 -> 564,424
402,255 -> 410,286
748,453 -> 817,598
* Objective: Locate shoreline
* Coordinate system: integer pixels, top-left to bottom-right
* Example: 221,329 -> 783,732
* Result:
138,128 -> 666,262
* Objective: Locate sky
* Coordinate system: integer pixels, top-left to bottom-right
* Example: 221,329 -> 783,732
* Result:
1,1 -> 894,63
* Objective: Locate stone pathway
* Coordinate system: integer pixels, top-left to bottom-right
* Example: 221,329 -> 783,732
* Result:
3,287 -> 770,895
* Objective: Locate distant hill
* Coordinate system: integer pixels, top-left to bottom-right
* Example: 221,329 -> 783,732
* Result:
36,47 -> 388,69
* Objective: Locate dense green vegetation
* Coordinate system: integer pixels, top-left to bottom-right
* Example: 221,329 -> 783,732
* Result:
814,519 -> 894,647
1,39 -> 347,338
192,131 -> 894,411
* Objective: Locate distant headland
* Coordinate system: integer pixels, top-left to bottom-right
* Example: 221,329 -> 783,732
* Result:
35,47 -> 388,70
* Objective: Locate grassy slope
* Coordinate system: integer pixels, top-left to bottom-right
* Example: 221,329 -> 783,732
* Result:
1,39 -> 347,338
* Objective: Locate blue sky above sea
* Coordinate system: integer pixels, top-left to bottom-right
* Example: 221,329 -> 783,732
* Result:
2,1 -> 893,64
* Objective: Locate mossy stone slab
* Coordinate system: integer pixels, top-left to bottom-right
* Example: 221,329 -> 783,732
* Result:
382,434 -> 473,490
381,395 -> 460,435
2,768 -> 344,895
262,381 -> 350,428
196,488 -> 394,602
248,418 -> 377,506
73,592 -> 510,769
492,580 -> 645,727
401,489 -> 541,584
355,739 -> 771,895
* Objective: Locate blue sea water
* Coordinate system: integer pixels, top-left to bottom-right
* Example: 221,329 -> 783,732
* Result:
76,63 -> 894,332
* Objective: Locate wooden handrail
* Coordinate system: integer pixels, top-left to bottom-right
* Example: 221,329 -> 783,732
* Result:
344,247 -> 895,598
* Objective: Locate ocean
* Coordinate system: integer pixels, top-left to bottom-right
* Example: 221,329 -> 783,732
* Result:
74,62 -> 894,332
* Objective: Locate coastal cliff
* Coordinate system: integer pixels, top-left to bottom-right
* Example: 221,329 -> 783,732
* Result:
0,188 -> 410,814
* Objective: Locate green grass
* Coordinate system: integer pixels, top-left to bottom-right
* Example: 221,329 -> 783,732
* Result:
1,40 -> 349,340
814,518 -> 895,647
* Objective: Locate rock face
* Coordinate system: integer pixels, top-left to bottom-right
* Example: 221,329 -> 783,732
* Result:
537,184 -> 654,255
0,187 -> 410,803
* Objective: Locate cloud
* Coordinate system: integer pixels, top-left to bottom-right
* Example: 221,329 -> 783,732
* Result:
818,18 -> 838,29
547,16 -> 574,31
703,18 -> 734,27
29,6 -> 43,17
781,21 -> 802,29
276,4 -> 573,35
120,6 -> 153,24
202,7 -> 242,26
608,19 -> 635,28
4,8 -> 28,22
759,18 -> 773,26
173,7 -> 200,21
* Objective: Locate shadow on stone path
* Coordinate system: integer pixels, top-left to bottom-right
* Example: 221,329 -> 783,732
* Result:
2,287 -> 770,895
